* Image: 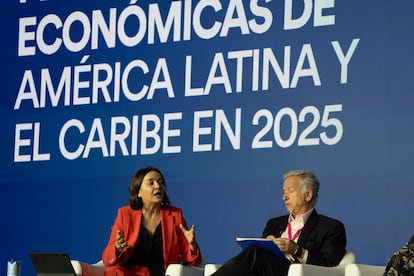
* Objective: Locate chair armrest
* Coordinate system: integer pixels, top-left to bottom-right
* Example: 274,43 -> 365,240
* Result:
288,263 -> 346,276
165,264 -> 204,276
205,262 -> 347,276
345,264 -> 385,276
204,264 -> 222,276
70,260 -> 105,276
71,260 -> 82,276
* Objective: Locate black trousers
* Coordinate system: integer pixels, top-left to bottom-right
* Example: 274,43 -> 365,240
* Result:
211,246 -> 291,276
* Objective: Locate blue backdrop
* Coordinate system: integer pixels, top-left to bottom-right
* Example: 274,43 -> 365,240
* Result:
1,0 -> 414,275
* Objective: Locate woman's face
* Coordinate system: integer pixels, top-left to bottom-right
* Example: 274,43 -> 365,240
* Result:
138,170 -> 165,206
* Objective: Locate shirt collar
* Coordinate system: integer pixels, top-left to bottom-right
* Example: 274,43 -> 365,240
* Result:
289,208 -> 313,228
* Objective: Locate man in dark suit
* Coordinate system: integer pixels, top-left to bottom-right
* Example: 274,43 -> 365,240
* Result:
212,170 -> 347,276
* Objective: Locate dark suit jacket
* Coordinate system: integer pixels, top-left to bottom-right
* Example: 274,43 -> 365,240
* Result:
102,205 -> 201,272
262,209 -> 346,267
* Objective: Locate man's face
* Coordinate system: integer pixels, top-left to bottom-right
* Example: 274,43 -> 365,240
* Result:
282,176 -> 312,216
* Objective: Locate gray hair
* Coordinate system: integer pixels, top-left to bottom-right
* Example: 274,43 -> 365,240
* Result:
283,170 -> 319,206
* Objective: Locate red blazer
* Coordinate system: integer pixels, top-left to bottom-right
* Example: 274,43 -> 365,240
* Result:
102,205 -> 201,273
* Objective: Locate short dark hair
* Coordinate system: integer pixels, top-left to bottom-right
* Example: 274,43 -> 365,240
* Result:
128,166 -> 171,210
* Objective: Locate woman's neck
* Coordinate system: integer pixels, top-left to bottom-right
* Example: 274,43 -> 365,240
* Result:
141,204 -> 161,235
142,203 -> 161,217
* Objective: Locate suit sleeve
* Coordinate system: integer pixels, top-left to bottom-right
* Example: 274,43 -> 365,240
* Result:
102,208 -> 130,266
176,211 -> 202,266
304,218 -> 347,267
262,216 -> 287,238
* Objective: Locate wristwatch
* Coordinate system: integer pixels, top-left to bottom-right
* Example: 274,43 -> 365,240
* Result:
293,246 -> 303,259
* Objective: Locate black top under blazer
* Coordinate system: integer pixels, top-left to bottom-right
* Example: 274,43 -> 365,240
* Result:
262,209 -> 347,267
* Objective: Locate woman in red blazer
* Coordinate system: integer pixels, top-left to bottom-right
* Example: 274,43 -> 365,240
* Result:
102,166 -> 202,276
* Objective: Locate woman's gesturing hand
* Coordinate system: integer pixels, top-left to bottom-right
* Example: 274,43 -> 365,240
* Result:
179,224 -> 198,253
115,229 -> 129,254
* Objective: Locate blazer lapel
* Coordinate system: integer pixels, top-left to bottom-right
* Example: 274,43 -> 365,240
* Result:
278,217 -> 289,237
160,208 -> 174,262
297,210 -> 318,246
129,208 -> 143,246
